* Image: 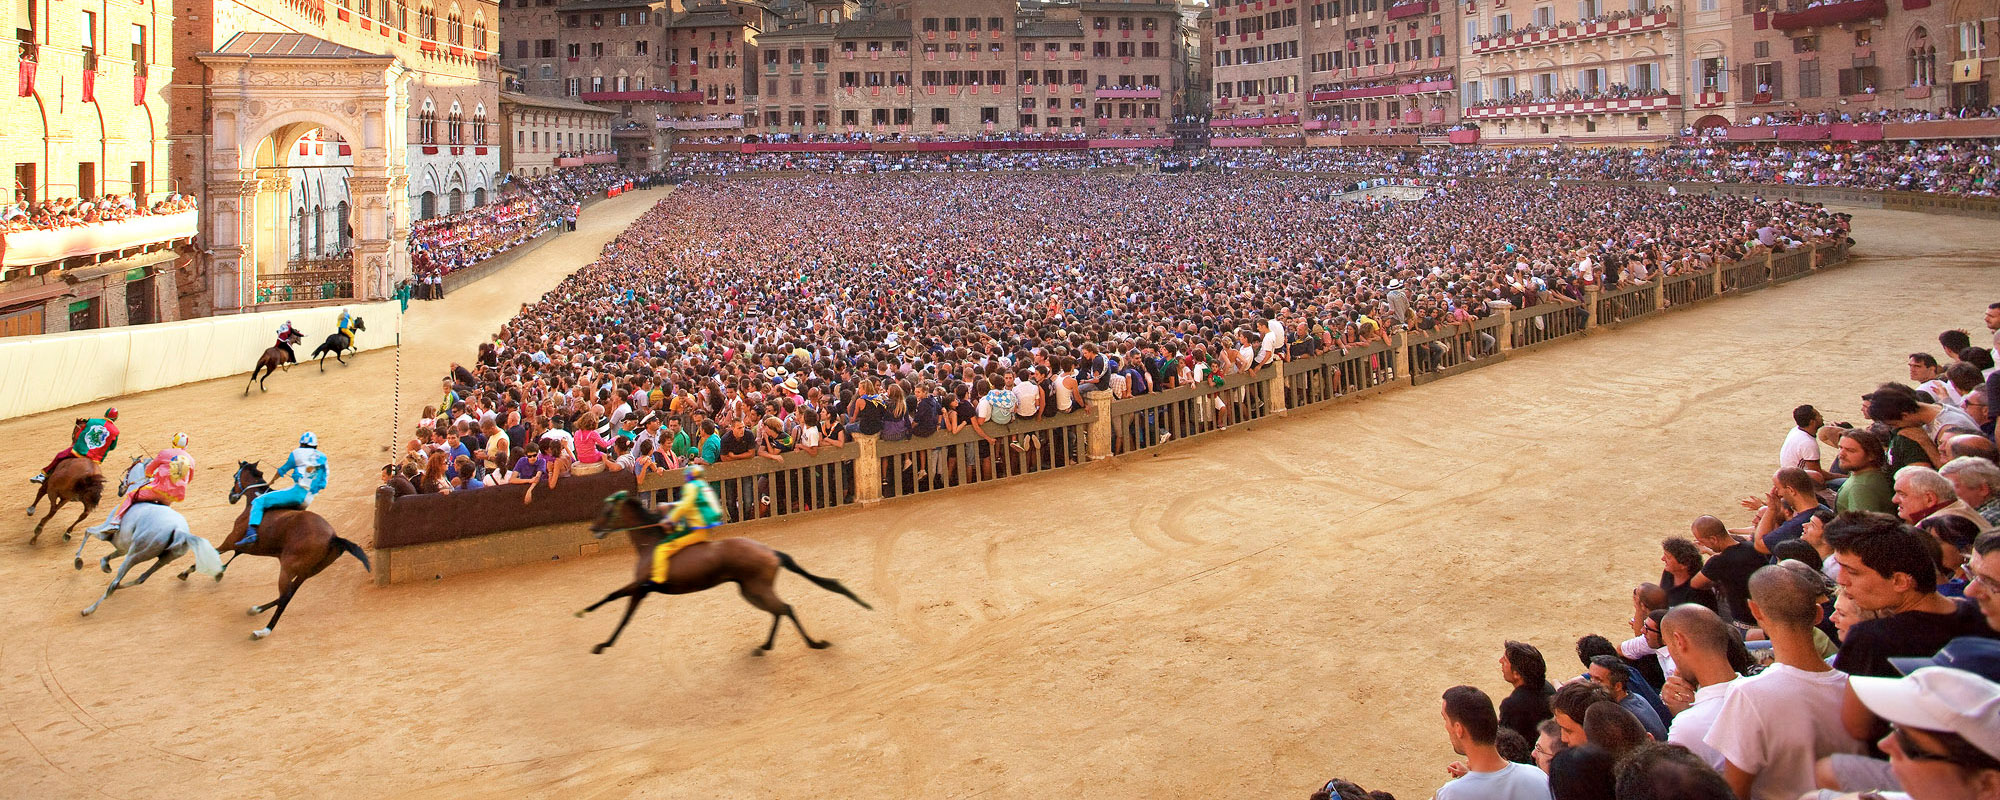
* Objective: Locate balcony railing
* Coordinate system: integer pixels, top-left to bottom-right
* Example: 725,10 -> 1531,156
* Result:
1093,87 -> 1163,99
553,152 -> 618,166
1309,79 -> 1454,102
1387,0 -> 1438,19
1769,0 -> 1886,32
1460,93 -> 1680,119
657,117 -> 746,130
0,210 -> 198,269
579,89 -> 704,103
254,268 -> 352,304
1471,11 -> 1675,55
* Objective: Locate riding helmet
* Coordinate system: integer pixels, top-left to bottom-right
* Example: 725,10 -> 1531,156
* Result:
170,432 -> 189,449
300,432 -> 319,448
105,407 -> 118,420
683,464 -> 704,481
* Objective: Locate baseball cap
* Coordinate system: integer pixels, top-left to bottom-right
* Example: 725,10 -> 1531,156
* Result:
1850,667 -> 2000,761
1891,637 -> 2000,681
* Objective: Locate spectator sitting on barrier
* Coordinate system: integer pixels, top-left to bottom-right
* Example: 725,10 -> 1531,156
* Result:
1435,685 -> 1553,800
1783,404 -> 1831,481
380,463 -> 417,498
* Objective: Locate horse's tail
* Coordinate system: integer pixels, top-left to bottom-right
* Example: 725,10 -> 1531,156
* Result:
332,536 -> 373,573
77,474 -> 105,506
775,551 -> 872,610
187,534 -> 225,577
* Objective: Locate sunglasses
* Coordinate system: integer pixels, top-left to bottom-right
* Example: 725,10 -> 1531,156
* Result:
1891,726 -> 1964,765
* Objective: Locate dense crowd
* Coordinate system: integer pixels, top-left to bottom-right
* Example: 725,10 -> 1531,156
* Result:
0,192 -> 197,232
1343,306 -> 2000,800
406,166 -> 653,286
1472,4 -> 1674,44
665,148 -> 1165,174
1732,105 -> 2000,128
386,174 -> 1846,510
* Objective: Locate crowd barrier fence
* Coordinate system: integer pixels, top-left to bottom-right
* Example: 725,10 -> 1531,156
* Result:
372,238 -> 1857,583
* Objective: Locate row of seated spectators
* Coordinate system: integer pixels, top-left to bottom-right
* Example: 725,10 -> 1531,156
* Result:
1383,309 -> 2000,800
1468,85 -> 1672,108
1471,4 -> 1674,44
0,192 -> 197,232
381,175 -> 1844,515
1721,105 -> 2000,129
406,166 -> 655,280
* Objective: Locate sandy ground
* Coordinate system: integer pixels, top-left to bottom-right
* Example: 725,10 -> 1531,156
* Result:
0,199 -> 1994,800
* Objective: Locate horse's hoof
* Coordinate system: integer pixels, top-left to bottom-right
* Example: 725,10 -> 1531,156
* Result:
574,610 -> 587,618
751,648 -> 767,657
247,606 -> 261,616
177,572 -> 187,581
591,644 -> 607,654
250,628 -> 270,640
61,533 -> 70,541
80,608 -> 92,617
809,640 -> 832,650
72,558 -> 82,570
214,573 -> 224,583
99,561 -> 110,574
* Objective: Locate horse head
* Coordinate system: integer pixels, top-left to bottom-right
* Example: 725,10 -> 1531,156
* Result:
229,461 -> 265,505
117,456 -> 147,497
286,330 -> 306,344
589,491 -> 661,540
352,317 -> 367,333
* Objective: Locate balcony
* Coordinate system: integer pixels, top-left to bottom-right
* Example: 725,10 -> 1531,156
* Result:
1,211 -> 198,271
553,152 -> 618,166
1387,0 -> 1438,19
579,89 -> 703,103
1093,87 -> 1162,99
1471,11 -> 1675,55
1210,114 -> 1301,128
1460,94 -> 1680,120
1309,79 -> 1454,102
1770,0 -> 1887,32
657,117 -> 745,130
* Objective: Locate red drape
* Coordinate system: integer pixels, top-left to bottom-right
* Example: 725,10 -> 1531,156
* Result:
132,74 -> 145,105
81,69 -> 94,103
17,59 -> 34,97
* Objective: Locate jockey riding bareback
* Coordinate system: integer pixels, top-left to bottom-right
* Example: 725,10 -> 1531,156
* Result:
652,463 -> 725,584
98,432 -> 196,532
241,432 -> 328,546
31,408 -> 120,484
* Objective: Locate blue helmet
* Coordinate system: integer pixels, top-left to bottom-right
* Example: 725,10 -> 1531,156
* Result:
299,432 -> 319,448
683,463 -> 705,481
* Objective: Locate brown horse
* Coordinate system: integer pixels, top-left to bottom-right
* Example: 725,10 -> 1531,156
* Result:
192,461 -> 371,639
245,329 -> 305,395
25,454 -> 105,544
577,491 -> 871,655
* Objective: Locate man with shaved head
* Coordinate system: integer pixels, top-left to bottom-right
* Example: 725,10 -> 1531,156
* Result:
1705,565 -> 1862,800
1660,604 -> 1743,772
1946,432 -> 1999,464
1690,515 -> 1766,629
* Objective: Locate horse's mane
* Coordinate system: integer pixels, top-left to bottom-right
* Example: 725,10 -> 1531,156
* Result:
626,495 -> 663,524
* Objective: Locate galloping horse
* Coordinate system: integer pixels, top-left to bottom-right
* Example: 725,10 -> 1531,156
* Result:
77,502 -> 223,617
74,456 -> 147,567
311,317 -> 366,370
201,462 -> 371,639
577,491 -> 872,655
24,447 -> 105,544
245,328 -> 306,394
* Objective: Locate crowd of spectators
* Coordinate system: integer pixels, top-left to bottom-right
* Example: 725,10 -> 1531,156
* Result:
0,192 -> 197,232
665,149 -> 1165,174
389,174 -> 1844,512
406,165 -> 653,288
1468,85 -> 1672,109
1729,106 -> 2000,128
1404,308 -> 2000,800
1472,4 -> 1674,44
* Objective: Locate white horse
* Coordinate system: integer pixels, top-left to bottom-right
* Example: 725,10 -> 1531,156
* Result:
77,458 -> 146,568
78,502 -> 223,616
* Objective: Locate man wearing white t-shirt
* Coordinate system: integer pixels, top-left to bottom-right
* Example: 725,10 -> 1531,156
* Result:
1257,316 -> 1286,369
1780,404 -> 1829,483
1705,564 -> 1861,800
1660,604 -> 1742,772
1434,685 -> 1552,800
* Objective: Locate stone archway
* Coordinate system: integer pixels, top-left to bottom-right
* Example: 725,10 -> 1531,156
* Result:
196,33 -> 412,309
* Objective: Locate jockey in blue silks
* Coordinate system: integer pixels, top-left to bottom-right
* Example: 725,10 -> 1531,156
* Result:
241,432 -> 327,546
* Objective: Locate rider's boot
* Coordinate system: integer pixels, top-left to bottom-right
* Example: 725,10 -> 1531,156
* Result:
28,473 -> 45,484
238,525 -> 260,547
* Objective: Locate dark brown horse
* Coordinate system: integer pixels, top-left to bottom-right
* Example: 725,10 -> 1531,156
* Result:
245,329 -> 306,394
577,491 -> 871,655
25,453 -> 105,544
312,317 -> 366,371
192,461 -> 371,639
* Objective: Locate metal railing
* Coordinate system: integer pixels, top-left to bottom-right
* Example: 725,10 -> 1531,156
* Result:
254,269 -> 352,303
1663,269 -> 1716,307
1721,255 -> 1772,292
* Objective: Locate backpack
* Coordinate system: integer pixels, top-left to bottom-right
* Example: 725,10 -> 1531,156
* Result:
984,389 -> 1016,425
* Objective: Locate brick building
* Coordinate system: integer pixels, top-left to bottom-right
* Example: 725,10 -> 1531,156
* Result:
1947,0 -> 1992,110
1730,0 -> 1956,122
0,0 -> 189,335
1208,0 -> 1462,136
500,90 -> 618,177
1458,1 -> 1689,144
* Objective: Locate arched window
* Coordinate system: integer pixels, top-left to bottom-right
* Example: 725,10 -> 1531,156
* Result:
336,201 -> 351,250
447,9 -> 463,45
1908,27 -> 1936,87
418,5 -> 436,38
472,104 -> 488,144
295,207 -> 309,260
312,205 -> 324,254
448,188 -> 463,214
395,0 -> 407,29
472,187 -> 486,207
448,101 -> 464,144
472,13 -> 487,51
419,99 -> 437,144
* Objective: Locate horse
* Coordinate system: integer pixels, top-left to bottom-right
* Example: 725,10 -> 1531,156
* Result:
74,457 -> 147,568
200,461 -> 371,639
245,329 -> 306,395
311,317 -> 366,371
77,502 -> 223,616
24,452 -> 105,544
576,491 -> 872,656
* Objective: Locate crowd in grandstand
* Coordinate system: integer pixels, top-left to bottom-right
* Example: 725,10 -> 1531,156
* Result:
405,165 -> 653,289
388,175 -> 1845,506
0,192 -> 197,232
1472,4 -> 1674,44
1332,306 -> 2000,800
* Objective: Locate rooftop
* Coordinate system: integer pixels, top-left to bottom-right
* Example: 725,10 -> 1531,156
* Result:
208,32 -> 379,59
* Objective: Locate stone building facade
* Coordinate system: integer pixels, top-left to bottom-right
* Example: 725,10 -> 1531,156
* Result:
500,90 -> 618,177
1208,0 -> 1463,135
1729,0 -> 1958,122
1457,1 -> 1690,144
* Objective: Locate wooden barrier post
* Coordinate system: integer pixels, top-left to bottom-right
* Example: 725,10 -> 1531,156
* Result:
1390,331 -> 1409,379
1087,390 -> 1113,460
1711,263 -> 1725,296
1584,286 -> 1601,329
1497,308 -> 1514,353
1265,362 -> 1288,417
854,433 -> 882,504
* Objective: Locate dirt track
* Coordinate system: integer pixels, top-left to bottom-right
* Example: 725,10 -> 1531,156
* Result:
0,198 -> 1995,799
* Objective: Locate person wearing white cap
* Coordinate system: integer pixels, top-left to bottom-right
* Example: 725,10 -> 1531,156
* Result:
1850,667 -> 2000,800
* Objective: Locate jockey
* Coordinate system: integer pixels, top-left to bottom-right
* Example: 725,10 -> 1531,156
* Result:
275,320 -> 299,364
651,463 -> 724,584
94,433 -> 194,534
241,432 -> 327,546
31,408 -> 119,484
336,309 -> 358,341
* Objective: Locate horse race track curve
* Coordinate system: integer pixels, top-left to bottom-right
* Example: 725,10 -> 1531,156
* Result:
0,203 -> 1994,799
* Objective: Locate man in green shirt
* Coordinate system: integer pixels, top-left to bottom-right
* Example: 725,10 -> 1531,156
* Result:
669,417 -> 694,461
1834,428 -> 1896,514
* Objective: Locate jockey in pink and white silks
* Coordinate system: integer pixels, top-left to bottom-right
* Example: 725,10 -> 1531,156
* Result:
103,433 -> 195,531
